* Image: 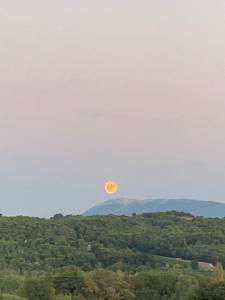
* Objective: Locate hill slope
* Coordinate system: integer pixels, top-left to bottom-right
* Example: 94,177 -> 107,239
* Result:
83,198 -> 225,217
1,212 -> 223,300
1,212 -> 225,272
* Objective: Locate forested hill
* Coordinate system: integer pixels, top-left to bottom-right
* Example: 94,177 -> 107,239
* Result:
0,211 -> 225,272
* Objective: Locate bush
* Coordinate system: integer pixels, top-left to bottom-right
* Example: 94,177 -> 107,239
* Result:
195,282 -> 225,300
23,277 -> 54,300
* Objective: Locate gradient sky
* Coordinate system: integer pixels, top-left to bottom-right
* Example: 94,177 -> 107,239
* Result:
1,0 -> 225,216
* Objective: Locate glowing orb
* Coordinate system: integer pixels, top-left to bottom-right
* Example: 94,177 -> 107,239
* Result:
105,181 -> 118,194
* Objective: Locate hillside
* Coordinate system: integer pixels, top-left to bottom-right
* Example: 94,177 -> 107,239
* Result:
83,198 -> 225,217
0,211 -> 225,273
1,212 -> 225,299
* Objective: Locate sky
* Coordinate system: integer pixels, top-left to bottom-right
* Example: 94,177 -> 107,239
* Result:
0,0 -> 225,216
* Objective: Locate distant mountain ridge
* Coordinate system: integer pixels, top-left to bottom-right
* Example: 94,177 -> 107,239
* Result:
82,198 -> 225,217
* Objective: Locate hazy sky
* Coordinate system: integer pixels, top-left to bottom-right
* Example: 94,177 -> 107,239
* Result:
0,1 -> 225,216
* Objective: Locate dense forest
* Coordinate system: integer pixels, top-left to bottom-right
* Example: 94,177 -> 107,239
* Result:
1,211 -> 225,299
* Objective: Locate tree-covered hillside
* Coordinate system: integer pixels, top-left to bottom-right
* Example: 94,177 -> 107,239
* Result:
1,211 -> 225,299
0,211 -> 225,272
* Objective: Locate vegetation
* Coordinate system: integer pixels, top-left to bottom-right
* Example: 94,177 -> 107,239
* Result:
0,211 -> 225,298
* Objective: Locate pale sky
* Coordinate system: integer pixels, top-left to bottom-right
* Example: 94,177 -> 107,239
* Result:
0,0 -> 225,216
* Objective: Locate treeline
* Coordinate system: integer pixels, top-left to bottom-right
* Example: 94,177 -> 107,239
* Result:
0,265 -> 225,300
1,212 -> 225,298
1,212 -> 225,272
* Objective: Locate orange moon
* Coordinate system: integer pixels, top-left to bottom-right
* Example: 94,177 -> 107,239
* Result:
105,181 -> 118,194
